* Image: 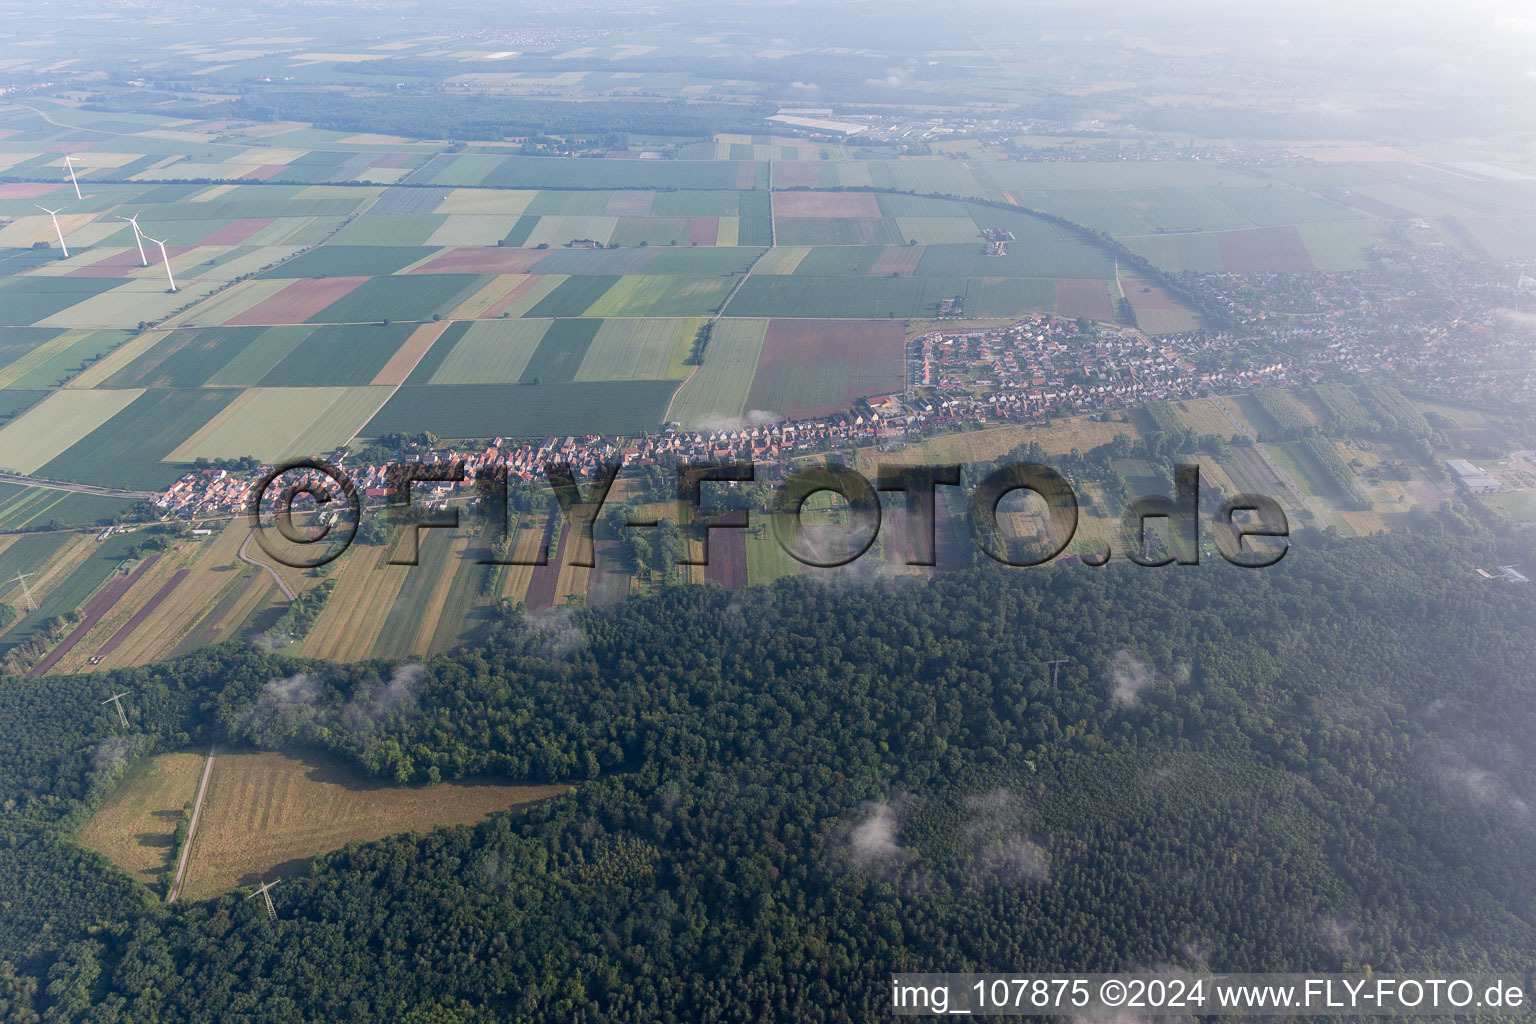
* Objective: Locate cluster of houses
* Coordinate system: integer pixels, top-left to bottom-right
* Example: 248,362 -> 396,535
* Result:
154,313 -> 1305,520
981,227 -> 1013,256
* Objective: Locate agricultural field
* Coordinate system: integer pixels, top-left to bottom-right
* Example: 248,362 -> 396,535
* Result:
666,318 -> 769,428
77,750 -> 208,888
0,99 -> 1470,506
168,386 -> 389,462
746,319 -> 906,419
138,749 -> 571,899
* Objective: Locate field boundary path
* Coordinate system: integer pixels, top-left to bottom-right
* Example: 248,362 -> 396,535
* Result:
166,743 -> 216,904
238,528 -> 295,600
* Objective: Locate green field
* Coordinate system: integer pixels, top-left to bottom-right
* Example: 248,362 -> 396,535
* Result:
39,389 -> 241,488
0,329 -> 130,389
725,275 -> 971,318
0,388 -> 145,474
965,278 -> 1058,317
738,191 -> 773,246
263,245 -> 428,278
524,275 -> 622,318
917,236 -> 1115,280
519,318 -> 602,383
329,215 -> 443,247
204,327 -> 317,386
665,318 -> 769,428
583,276 -> 733,318
427,319 -> 551,385
0,277 -> 123,326
1120,232 -> 1226,273
366,380 -> 681,439
0,486 -> 141,531
305,274 -> 487,324
167,386 -> 388,463
651,191 -> 741,217
258,322 -> 418,387
575,318 -> 698,381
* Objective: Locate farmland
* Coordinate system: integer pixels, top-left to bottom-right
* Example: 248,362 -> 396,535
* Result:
140,749 -> 570,900
0,95 -> 1516,675
666,318 -> 769,427
77,750 -> 208,888
747,319 -> 906,419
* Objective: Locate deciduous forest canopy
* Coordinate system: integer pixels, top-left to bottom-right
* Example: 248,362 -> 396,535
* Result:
0,520 -> 1532,1022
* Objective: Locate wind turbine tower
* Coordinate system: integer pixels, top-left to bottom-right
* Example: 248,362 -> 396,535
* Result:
248,880 -> 279,922
102,691 -> 130,728
120,216 -> 148,267
140,231 -> 177,292
8,572 -> 36,611
34,206 -> 69,258
63,155 -> 82,200
1041,658 -> 1069,688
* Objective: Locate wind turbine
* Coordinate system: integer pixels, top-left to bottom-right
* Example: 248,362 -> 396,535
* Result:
102,691 -> 130,728
62,154 -> 82,200
139,230 -> 177,292
34,205 -> 69,258
7,571 -> 36,611
248,880 -> 279,922
120,215 -> 148,267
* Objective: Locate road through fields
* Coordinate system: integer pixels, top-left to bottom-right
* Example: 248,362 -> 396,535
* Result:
166,743 -> 216,904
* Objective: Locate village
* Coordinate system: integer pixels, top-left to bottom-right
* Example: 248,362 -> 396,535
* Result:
152,311 -> 1302,520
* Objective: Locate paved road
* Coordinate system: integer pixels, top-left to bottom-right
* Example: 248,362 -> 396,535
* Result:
238,528 -> 296,600
166,743 -> 216,904
0,472 -> 157,500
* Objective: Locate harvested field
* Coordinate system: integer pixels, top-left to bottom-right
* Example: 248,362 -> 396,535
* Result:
1054,279 -> 1113,320
91,569 -> 189,661
747,319 -> 904,419
603,191 -> 654,217
1121,277 -> 1202,333
196,218 -> 276,246
582,275 -> 733,318
371,321 -> 451,386
524,522 -> 567,614
1216,226 -> 1316,272
168,386 -> 391,462
868,246 -> 924,276
703,526 -> 747,588
773,162 -> 824,188
406,247 -> 546,275
32,555 -> 160,676
300,544 -> 409,661
224,276 -> 369,326
77,751 -> 208,888
175,749 -> 570,899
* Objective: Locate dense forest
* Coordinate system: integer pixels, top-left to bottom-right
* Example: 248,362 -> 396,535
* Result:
0,519 -> 1533,1021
